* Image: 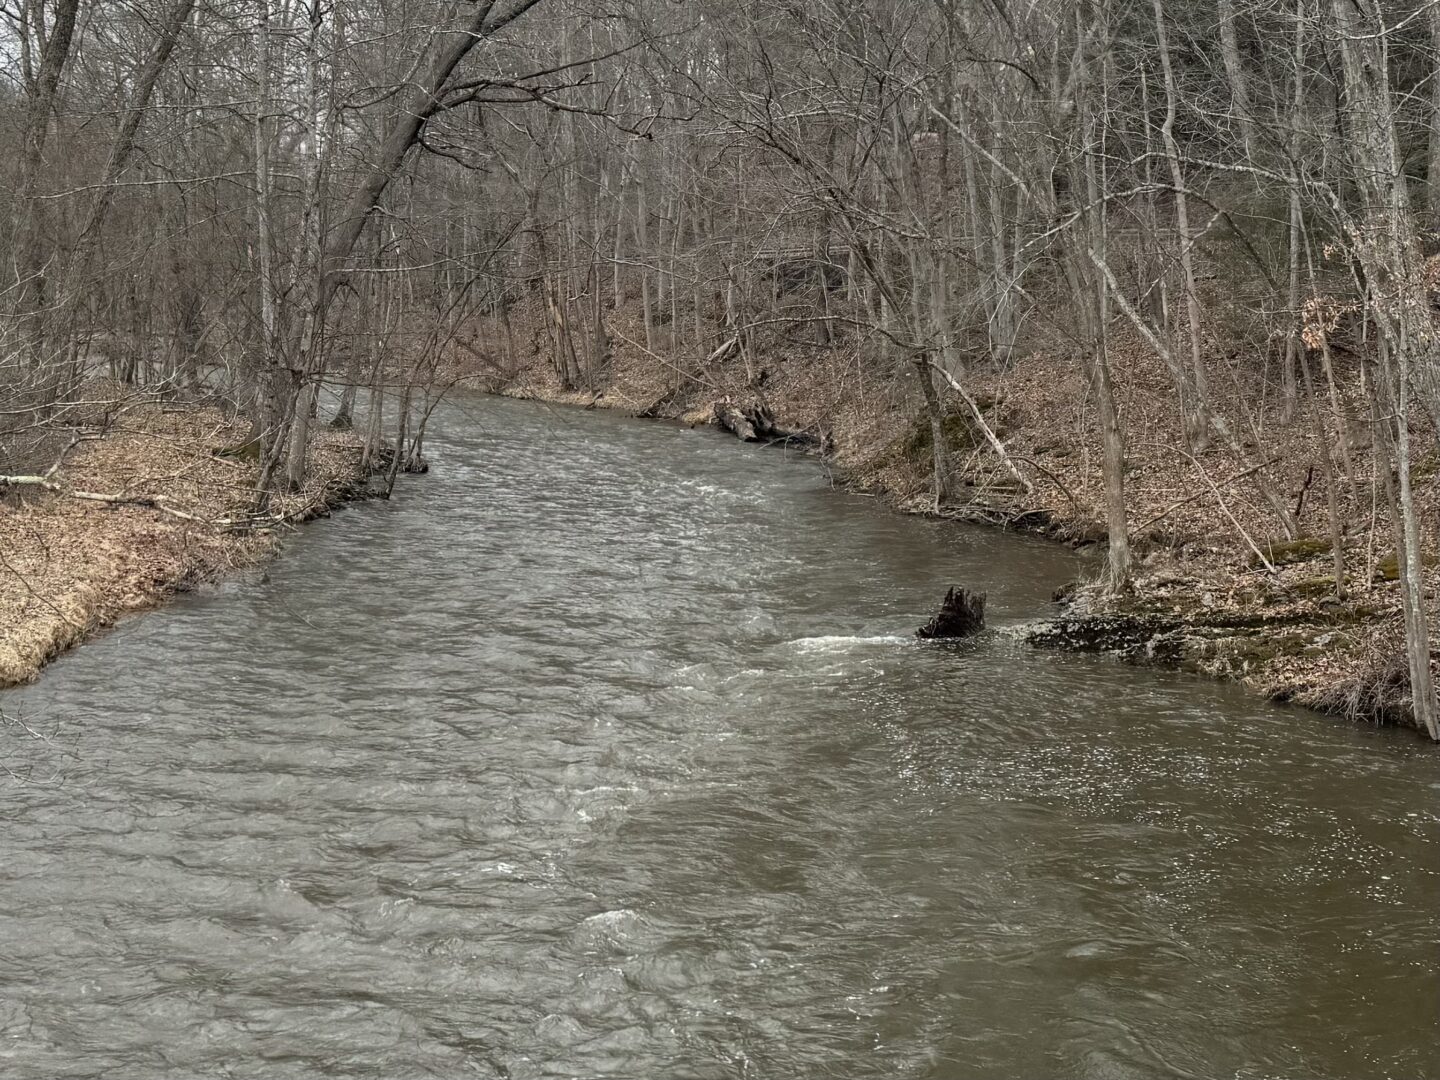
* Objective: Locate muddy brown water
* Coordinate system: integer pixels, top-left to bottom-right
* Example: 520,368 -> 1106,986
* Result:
2,395 -> 1436,1079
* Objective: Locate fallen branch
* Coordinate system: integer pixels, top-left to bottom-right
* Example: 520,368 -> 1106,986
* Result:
0,545 -> 85,630
609,328 -> 721,391
36,431 -> 104,479
1135,456 -> 1280,534
935,504 -> 1057,527
1012,454 -> 1083,514
1140,443 -> 1280,575
0,474 -> 212,525
925,359 -> 1034,495
712,399 -> 820,447
713,399 -> 758,441
704,335 -> 739,366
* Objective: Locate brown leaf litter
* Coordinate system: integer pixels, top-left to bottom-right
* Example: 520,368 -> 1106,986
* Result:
1,398 -> 366,686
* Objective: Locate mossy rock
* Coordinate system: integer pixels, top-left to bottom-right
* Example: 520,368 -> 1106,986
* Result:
1373,551 -> 1437,581
1289,576 -> 1338,599
900,411 -> 1001,461
1328,602 -> 1386,625
215,440 -> 262,462
1140,527 -> 1200,551
1247,537 -> 1331,569
1189,628 -> 1330,674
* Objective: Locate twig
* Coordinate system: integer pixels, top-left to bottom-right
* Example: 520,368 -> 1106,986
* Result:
924,359 -> 1034,495
1148,443 -> 1280,575
0,475 -> 212,524
608,328 -> 722,391
1134,456 -> 1280,533
0,545 -> 85,629
1012,454 -> 1083,513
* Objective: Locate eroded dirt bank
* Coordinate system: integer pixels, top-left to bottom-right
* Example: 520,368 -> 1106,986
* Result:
448,298 -> 1433,735
1,397 -> 369,687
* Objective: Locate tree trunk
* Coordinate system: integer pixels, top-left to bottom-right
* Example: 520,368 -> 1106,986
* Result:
1153,0 -> 1214,448
10,0 -> 83,370
1217,0 -> 1257,157
1374,339 -> 1440,740
1429,6 -> 1440,230
916,357 -> 953,510
249,0 -> 280,496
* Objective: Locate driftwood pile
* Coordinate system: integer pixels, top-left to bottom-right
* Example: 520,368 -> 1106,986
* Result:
916,587 -> 987,639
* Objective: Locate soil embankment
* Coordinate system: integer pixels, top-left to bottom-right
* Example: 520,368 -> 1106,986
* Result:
1,398 -> 368,686
450,297 -> 1431,733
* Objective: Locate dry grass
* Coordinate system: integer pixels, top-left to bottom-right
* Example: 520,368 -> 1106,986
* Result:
0,396 -> 366,686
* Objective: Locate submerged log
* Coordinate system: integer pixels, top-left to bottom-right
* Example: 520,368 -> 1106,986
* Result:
916,587 -> 986,639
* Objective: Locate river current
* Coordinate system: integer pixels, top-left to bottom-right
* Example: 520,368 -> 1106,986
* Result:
2,395 -> 1436,1078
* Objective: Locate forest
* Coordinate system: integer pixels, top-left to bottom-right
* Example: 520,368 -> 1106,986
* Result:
5,0 -> 1440,737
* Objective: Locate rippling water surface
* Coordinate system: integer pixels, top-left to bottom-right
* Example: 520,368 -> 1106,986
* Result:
2,395 -> 1437,1078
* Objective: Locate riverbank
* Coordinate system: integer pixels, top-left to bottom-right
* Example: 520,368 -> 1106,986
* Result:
448,295 -> 1434,735
0,396 -> 369,687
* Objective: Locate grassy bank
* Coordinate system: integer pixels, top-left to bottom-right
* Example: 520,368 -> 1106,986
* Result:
449,296 -> 1433,735
1,396 -> 368,687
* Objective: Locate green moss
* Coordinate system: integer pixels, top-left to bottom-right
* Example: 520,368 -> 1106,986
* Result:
1248,537 -> 1331,569
1373,551 -> 1437,581
216,440 -> 262,462
900,411 -> 1000,462
1203,629 -> 1327,672
1290,576 -> 1338,599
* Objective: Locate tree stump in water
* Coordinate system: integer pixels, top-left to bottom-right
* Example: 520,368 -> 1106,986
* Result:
916,587 -> 986,639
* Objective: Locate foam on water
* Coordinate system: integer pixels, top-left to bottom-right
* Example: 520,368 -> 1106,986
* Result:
787,633 -> 913,653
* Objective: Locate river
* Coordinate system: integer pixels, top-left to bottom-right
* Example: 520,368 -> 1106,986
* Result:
1,395 -> 1436,1078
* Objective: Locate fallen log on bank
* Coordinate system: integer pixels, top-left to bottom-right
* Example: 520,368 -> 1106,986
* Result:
1,471 -> 214,525
916,587 -> 987,639
712,399 -> 820,448
714,399 -> 759,441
